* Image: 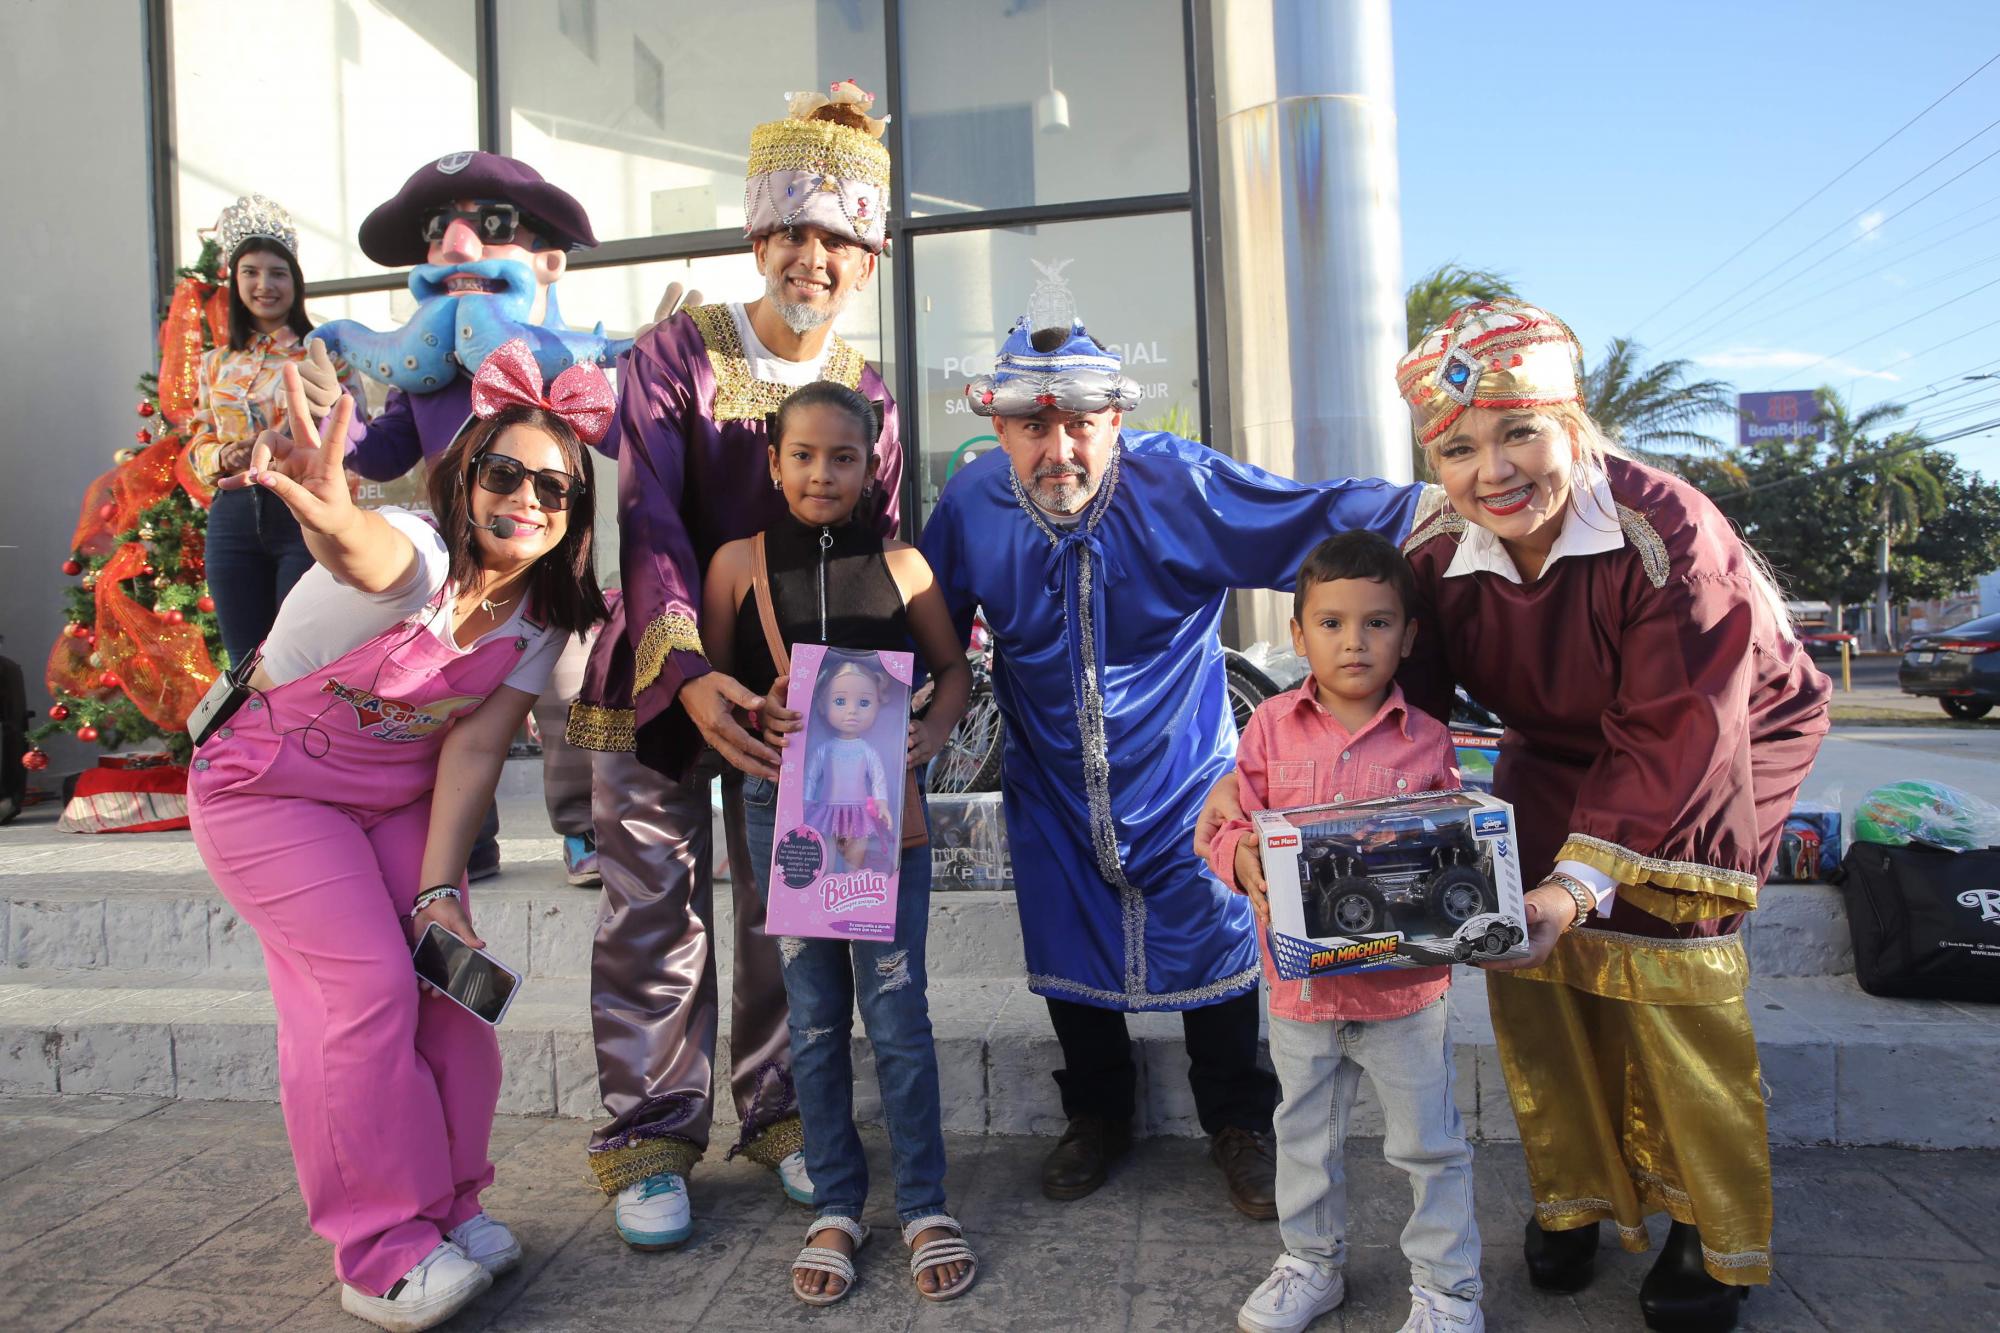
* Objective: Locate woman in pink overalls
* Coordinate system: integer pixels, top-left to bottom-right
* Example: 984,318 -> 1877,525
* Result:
189,340 -> 611,1331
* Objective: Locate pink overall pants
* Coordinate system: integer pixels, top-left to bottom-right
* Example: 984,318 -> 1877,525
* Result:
188,608 -> 541,1296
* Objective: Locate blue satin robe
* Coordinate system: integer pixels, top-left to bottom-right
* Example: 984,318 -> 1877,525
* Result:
919,431 -> 1423,1010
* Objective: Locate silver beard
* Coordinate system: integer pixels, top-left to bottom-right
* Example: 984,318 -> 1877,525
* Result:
1031,463 -> 1097,515
766,272 -> 851,335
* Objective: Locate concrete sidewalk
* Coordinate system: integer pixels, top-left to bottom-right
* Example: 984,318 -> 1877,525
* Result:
2,1096 -> 1993,1333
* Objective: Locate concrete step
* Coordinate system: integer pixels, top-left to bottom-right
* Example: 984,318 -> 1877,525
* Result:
3,967 -> 1994,1148
3,793 -> 1851,980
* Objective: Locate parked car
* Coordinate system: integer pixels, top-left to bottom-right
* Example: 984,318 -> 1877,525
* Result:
1899,612 -> 2000,720
1800,629 -> 1860,659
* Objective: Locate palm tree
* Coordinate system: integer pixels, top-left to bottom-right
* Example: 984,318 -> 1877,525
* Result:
1583,336 -> 1736,457
1404,264 -> 1518,347
1815,390 -> 1945,646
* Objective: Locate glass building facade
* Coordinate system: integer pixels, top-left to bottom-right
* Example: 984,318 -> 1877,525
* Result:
156,0 -> 1211,529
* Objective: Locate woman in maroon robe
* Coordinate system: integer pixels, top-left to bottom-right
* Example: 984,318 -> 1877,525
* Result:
1204,300 -> 1829,1333
1404,302 -> 1831,1332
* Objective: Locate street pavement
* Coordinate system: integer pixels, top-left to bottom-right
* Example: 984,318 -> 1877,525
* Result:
2,1095 -> 1994,1332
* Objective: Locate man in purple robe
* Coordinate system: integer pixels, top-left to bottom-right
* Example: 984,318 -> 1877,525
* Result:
568,83 -> 902,1249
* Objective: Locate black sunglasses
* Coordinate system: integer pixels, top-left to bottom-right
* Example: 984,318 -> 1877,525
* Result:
473,451 -> 580,511
422,203 -> 529,246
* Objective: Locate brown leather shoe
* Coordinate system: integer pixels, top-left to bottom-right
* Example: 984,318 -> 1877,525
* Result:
1040,1115 -> 1132,1201
1210,1126 -> 1278,1219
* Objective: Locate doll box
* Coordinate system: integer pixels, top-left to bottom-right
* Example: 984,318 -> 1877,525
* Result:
766,644 -> 916,941
1254,791 -> 1531,978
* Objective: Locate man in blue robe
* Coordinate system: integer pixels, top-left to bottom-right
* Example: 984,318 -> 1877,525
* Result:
919,308 -> 1423,1215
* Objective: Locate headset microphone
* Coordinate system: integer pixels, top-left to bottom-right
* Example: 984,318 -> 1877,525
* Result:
474,515 -> 519,539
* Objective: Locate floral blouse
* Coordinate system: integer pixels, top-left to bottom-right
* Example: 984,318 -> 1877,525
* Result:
183,328 -> 354,487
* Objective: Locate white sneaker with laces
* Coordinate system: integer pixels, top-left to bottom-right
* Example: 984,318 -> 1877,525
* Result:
1237,1254 -> 1345,1333
615,1171 -> 693,1250
446,1210 -> 522,1276
776,1149 -> 815,1206
1397,1284 -> 1485,1333
339,1241 -> 491,1332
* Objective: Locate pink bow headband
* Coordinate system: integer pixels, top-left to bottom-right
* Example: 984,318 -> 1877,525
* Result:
469,338 -> 615,446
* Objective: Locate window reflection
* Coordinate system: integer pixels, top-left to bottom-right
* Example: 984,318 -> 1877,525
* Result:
902,0 -> 1189,216
498,1 -> 887,243
911,213 -> 1198,514
171,0 -> 479,280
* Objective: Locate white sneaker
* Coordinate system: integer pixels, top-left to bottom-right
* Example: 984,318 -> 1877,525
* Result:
1237,1254 -> 1345,1333
1397,1284 -> 1485,1333
615,1171 -> 692,1250
446,1210 -> 522,1277
776,1149 -> 815,1206
340,1241 -> 491,1332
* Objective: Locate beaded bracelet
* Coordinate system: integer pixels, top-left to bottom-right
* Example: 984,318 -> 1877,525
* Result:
409,885 -> 463,919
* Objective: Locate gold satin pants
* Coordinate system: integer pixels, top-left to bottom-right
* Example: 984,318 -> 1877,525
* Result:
1487,936 -> 1772,1286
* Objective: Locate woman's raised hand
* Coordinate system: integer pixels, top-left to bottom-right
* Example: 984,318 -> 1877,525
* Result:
246,363 -> 358,536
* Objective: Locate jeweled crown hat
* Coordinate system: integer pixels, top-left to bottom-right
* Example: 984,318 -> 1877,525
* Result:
1396,300 -> 1585,445
744,80 -> 893,254
214,194 -> 298,265
966,316 -> 1143,418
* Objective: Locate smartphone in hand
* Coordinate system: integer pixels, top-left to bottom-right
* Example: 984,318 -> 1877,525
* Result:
411,921 -> 521,1026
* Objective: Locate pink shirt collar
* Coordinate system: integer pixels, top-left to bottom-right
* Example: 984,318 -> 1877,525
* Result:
1267,674 -> 1417,744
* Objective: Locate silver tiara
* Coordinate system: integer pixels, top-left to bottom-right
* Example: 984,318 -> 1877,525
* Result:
214,194 -> 298,262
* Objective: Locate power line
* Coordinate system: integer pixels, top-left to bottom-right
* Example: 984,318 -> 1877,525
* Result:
1707,241 -> 2000,351
1656,121 -> 2000,354
1751,273 -> 2000,391
1633,50 -> 2000,334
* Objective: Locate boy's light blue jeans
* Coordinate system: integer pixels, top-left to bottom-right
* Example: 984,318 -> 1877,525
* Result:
1267,997 -> 1482,1302
740,774 -> 948,1226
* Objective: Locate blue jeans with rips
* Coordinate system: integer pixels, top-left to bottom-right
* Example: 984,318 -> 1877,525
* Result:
740,775 -> 948,1226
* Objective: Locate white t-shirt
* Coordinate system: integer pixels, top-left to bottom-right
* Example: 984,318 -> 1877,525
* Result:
259,508 -> 564,696
728,302 -> 831,386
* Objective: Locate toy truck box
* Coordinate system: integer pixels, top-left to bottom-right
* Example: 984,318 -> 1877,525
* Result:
1254,790 -> 1531,977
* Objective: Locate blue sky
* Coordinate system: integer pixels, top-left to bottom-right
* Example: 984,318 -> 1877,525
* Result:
1392,1 -> 2000,477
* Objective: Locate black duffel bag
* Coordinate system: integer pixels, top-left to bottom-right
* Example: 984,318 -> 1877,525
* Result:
1834,840 -> 2000,1002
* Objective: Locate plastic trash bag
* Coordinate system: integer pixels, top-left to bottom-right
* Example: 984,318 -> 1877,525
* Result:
1852,780 -> 2000,851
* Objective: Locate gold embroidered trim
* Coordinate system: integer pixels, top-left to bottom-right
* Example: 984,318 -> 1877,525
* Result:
736,1113 -> 806,1168
567,701 -> 635,753
1560,833 -> 1758,904
1402,484 -> 1466,555
688,303 -> 866,422
588,1135 -> 701,1195
747,117 -> 891,190
634,611 -> 706,696
1616,503 -> 1671,588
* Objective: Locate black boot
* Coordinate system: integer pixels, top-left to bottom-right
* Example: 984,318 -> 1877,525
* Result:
1524,1216 -> 1599,1292
1639,1221 -> 1748,1333
1040,1115 -> 1131,1201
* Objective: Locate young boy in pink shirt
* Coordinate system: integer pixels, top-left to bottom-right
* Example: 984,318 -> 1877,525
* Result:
1208,530 -> 1482,1333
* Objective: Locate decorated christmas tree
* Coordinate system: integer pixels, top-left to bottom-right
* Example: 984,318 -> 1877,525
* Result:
25,239 -> 229,774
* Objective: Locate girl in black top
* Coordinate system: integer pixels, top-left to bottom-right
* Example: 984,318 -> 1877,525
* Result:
702,382 -> 974,1308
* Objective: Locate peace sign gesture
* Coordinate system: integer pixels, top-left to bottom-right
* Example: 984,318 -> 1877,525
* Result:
242,363 -> 359,537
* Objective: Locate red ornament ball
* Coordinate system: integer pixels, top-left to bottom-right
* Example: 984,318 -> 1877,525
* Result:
62,559 -> 82,576
22,748 -> 49,772
98,503 -> 116,522
137,400 -> 155,417
63,622 -> 85,639
163,609 -> 185,626
76,725 -> 100,743
195,595 -> 215,613
138,564 -> 154,577
135,429 -> 152,444
48,703 -> 69,721
98,670 -> 121,690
